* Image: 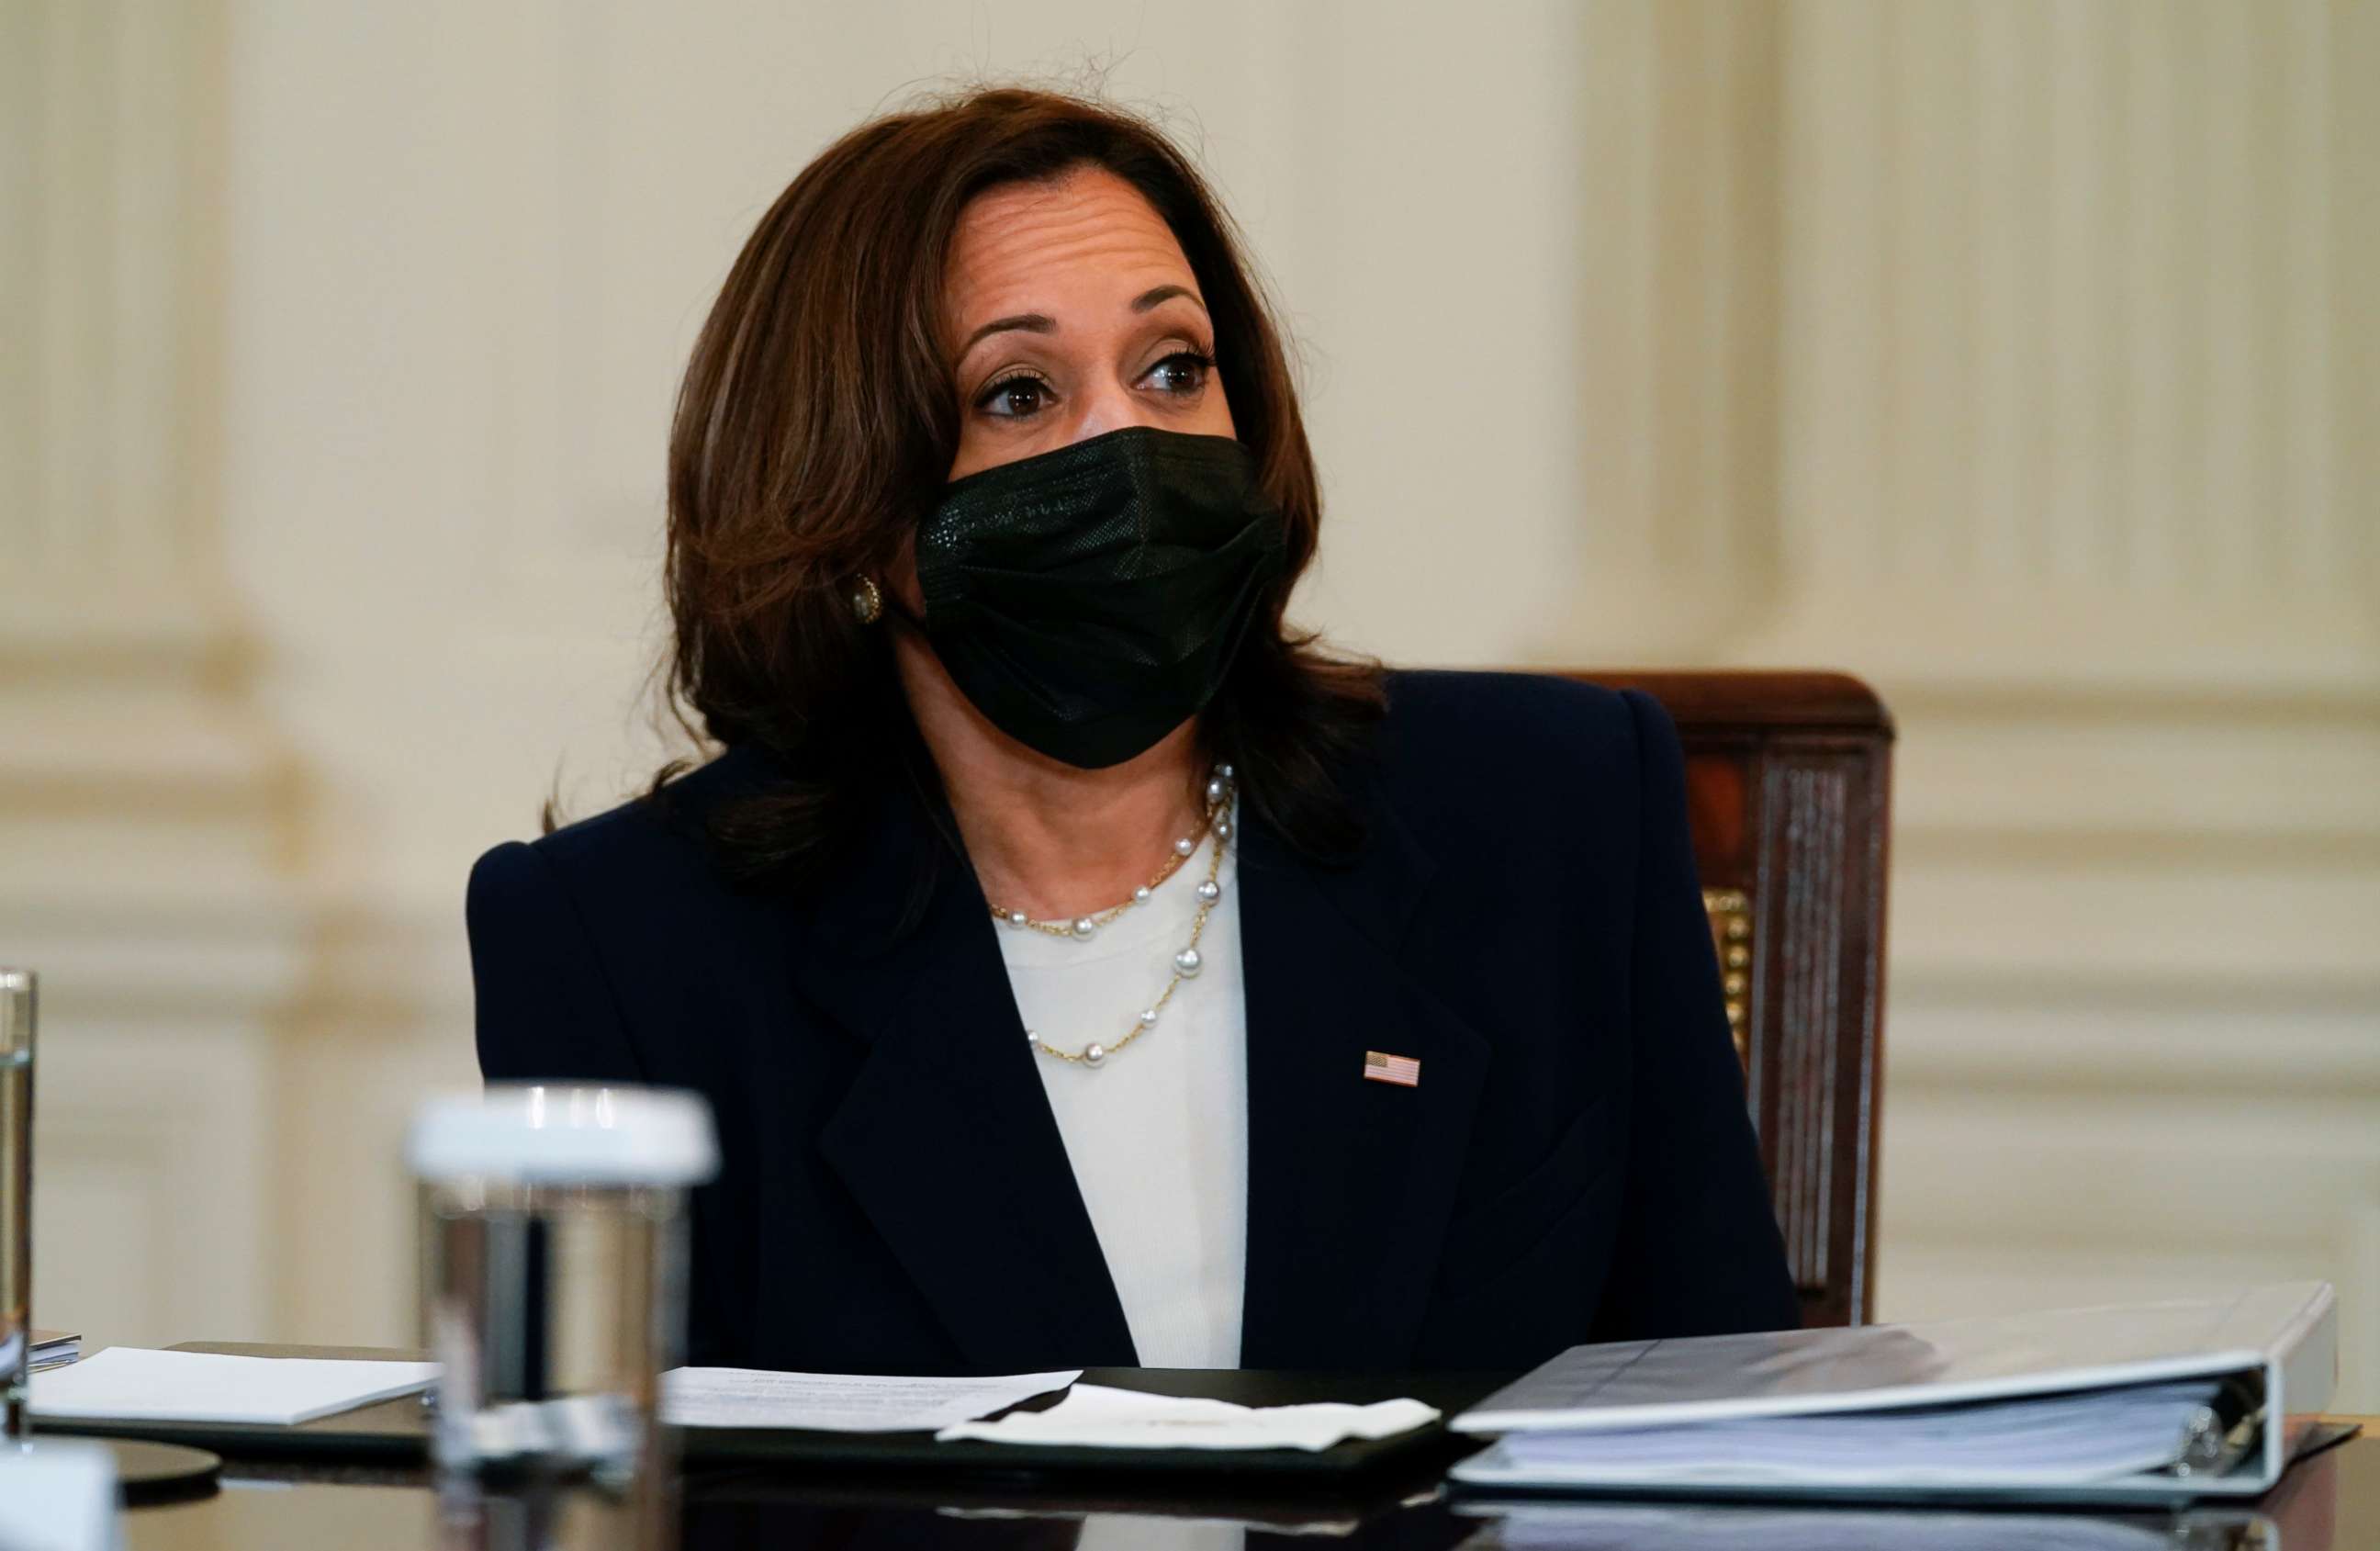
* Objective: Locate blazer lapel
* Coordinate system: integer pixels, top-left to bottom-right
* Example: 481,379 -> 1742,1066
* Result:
1236,792 -> 1493,1370
792,781 -> 1138,1372
776,756 -> 1489,1375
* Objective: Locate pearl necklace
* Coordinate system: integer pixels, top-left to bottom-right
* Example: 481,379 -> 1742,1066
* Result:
986,765 -> 1235,941
989,765 -> 1236,1070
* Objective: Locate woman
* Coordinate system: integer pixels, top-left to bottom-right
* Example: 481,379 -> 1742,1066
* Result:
469,87 -> 1796,1375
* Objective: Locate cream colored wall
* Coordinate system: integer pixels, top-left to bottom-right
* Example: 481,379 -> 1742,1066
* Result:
6,0 -> 2374,1402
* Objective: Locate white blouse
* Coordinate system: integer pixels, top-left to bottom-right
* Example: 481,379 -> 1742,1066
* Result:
994,830 -> 1248,1368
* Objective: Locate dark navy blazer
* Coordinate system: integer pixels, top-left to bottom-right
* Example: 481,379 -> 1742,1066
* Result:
467,670 -> 1799,1373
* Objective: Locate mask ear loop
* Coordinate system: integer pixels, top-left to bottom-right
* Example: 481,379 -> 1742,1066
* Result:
881,589 -> 928,635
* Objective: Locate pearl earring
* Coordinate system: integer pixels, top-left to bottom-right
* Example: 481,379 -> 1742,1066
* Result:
850,576 -> 883,624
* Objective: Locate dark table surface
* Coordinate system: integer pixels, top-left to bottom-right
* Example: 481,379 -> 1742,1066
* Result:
71,1343 -> 2374,1550
112,1439 -> 2379,1551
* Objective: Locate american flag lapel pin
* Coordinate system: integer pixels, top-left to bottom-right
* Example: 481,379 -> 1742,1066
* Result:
1363,1050 -> 1420,1087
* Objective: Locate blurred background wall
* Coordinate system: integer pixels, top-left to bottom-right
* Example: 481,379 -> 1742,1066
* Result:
4,0 -> 2374,1400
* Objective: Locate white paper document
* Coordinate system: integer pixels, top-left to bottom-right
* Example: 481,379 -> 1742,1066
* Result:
935,1382 -> 1441,1452
30,1348 -> 437,1426
661,1366 -> 1080,1433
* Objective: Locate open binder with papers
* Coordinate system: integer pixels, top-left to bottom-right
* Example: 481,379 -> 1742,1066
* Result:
1449,1282 -> 2339,1506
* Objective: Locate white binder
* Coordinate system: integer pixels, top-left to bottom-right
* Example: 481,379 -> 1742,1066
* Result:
1450,1282 -> 2340,1506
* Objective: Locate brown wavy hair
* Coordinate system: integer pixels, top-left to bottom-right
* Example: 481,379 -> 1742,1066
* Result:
652,85 -> 1384,885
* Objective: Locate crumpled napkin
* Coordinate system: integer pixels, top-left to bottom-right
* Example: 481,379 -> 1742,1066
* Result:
934,1382 -> 1441,1452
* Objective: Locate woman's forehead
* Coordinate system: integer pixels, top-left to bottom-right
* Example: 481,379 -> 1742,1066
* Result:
946,168 -> 1198,326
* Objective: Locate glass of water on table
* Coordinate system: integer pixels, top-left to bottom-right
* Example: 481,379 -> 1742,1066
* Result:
1,969 -> 32,1440
410,1084 -> 718,1492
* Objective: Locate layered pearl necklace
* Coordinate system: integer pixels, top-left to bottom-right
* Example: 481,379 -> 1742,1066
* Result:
987,764 -> 1236,1069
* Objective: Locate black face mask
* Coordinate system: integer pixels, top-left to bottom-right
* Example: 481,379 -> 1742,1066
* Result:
911,427 -> 1286,770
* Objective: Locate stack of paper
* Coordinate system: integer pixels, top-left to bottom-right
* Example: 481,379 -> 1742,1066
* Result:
30,1330 -> 80,1373
936,1383 -> 1441,1452
30,1348 -> 437,1426
662,1366 -> 1080,1432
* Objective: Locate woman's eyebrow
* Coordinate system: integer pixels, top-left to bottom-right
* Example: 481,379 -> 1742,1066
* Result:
958,312 -> 1054,359
957,287 -> 1207,361
1133,284 -> 1204,314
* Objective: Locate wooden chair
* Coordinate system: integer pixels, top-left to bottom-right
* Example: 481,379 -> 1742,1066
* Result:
1565,670 -> 1894,1329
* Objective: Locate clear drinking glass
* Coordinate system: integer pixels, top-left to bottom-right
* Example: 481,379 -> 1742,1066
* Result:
0,970 -> 32,1441
410,1085 -> 717,1494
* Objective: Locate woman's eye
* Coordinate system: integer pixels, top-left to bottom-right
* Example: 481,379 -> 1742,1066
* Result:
1145,350 -> 1214,396
977,374 -> 1051,419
